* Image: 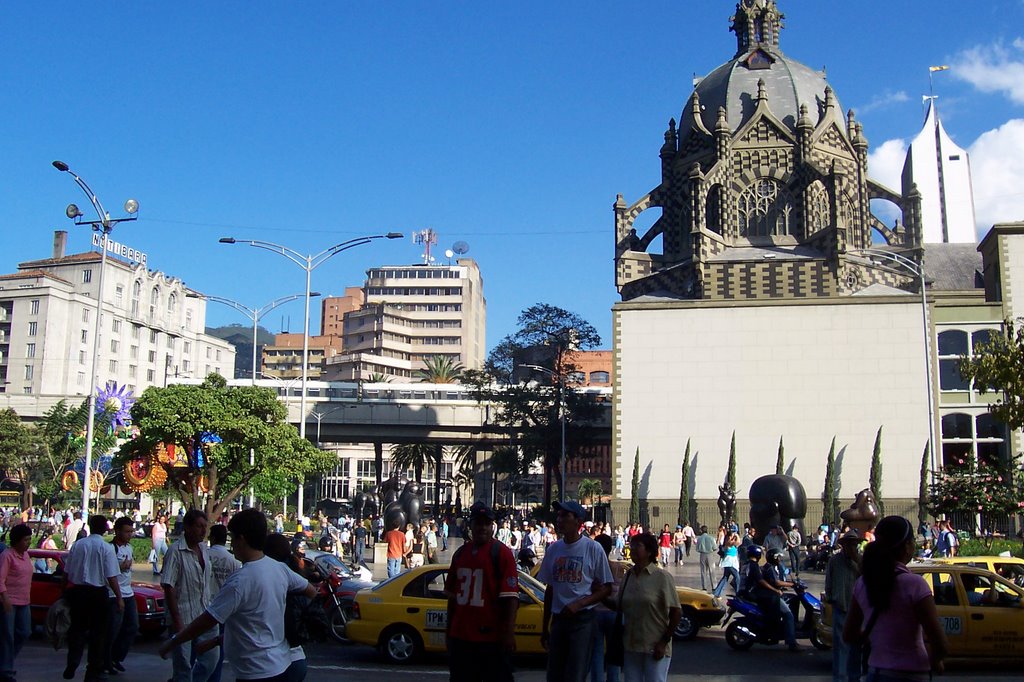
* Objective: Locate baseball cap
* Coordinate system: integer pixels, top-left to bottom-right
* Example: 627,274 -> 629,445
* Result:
838,529 -> 861,544
468,501 -> 496,521
553,500 -> 587,519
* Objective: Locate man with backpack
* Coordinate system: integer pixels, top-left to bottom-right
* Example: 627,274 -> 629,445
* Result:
444,502 -> 519,682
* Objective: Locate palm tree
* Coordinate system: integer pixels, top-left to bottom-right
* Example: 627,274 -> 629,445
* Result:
418,356 -> 465,383
578,478 -> 603,505
390,443 -> 432,485
366,372 -> 392,383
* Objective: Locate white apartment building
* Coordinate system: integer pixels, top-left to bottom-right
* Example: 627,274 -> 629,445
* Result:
325,259 -> 485,381
0,231 -> 234,415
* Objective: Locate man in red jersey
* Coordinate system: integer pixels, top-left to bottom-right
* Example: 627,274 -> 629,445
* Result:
444,502 -> 519,682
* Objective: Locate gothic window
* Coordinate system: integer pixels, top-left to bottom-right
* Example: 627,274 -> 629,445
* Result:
807,181 -> 831,232
706,185 -> 724,234
738,179 -> 794,237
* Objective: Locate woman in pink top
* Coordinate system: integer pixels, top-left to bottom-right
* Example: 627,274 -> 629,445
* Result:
843,516 -> 947,681
0,524 -> 34,680
151,515 -> 168,574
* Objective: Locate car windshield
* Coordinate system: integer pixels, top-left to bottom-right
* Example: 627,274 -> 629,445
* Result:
313,554 -> 349,577
519,570 -> 545,602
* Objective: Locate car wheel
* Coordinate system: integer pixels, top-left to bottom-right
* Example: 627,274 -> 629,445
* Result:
328,602 -> 355,644
380,625 -> 421,664
725,620 -> 756,651
673,607 -> 699,640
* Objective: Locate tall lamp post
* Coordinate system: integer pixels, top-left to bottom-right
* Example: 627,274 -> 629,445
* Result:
860,248 -> 937,482
52,161 -> 139,516
522,364 -> 567,504
219,233 -> 402,514
189,292 -> 318,508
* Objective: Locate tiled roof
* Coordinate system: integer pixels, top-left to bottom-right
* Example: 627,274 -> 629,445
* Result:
922,243 -> 983,291
0,269 -> 72,285
17,251 -> 102,268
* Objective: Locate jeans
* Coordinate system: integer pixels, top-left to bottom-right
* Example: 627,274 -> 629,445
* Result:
832,608 -> 862,682
354,539 -> 365,562
621,651 -> 671,682
763,595 -> 796,646
449,637 -> 514,682
66,585 -> 112,680
107,596 -> 139,667
788,547 -> 801,575
152,539 -> 168,573
673,547 -> 684,565
169,629 -> 219,682
0,604 -> 31,677
698,553 -> 715,591
285,657 -> 307,682
590,610 -> 620,682
713,567 -> 740,597
548,609 -> 596,682
387,558 -> 401,578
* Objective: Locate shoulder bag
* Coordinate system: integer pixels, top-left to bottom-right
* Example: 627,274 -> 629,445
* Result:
605,570 -> 631,667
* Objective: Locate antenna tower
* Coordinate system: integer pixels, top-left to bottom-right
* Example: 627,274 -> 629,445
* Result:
412,229 -> 438,265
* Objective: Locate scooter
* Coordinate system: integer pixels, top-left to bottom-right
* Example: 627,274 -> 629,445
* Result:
722,579 -> 824,650
314,561 -> 376,644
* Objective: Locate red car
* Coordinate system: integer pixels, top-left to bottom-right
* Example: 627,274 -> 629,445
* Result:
28,549 -> 166,636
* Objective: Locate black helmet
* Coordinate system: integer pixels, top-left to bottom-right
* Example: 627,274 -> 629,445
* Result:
766,548 -> 784,563
747,545 -> 763,560
318,536 -> 334,551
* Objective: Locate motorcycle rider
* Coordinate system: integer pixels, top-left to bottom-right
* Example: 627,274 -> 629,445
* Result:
760,548 -> 800,652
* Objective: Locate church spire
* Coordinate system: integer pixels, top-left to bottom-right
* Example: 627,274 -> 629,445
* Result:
730,0 -> 784,57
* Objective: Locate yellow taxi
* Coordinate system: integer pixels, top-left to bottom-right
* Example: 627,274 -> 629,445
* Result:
929,555 -> 1024,588
815,561 -> 1024,658
347,564 -> 547,664
528,559 -> 725,640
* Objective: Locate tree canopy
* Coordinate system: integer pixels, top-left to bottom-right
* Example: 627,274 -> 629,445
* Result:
959,320 -> 1024,430
119,374 -> 333,515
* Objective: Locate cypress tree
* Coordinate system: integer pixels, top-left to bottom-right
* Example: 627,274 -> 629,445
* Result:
629,447 -> 640,523
870,426 -> 884,515
918,441 -> 930,526
727,431 -> 737,491
822,436 -> 837,527
678,439 -> 691,525
776,436 -> 785,475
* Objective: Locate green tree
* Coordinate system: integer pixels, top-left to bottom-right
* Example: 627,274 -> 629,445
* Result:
0,409 -> 40,509
727,431 -> 737,492
30,400 -> 120,506
417,356 -> 465,383
578,478 -> 603,504
959,320 -> 1024,429
928,452 -> 1024,537
776,436 -> 785,475
463,303 -> 603,508
870,426 -> 884,515
918,442 -> 930,527
822,436 -> 838,527
678,439 -> 691,526
119,374 -> 332,515
629,447 -> 640,523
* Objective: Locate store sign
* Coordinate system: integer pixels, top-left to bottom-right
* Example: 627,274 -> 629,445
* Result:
92,233 -> 148,266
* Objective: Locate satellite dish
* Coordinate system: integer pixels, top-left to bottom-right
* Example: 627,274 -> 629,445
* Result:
452,241 -> 470,255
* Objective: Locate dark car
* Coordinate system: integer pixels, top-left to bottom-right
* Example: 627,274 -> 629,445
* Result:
28,548 -> 166,636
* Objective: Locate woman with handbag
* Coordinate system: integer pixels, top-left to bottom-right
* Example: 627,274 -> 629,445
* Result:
843,516 -> 947,682
712,531 -> 741,598
616,533 -> 680,682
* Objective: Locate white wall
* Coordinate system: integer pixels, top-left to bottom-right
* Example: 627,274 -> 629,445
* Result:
615,298 -> 932,502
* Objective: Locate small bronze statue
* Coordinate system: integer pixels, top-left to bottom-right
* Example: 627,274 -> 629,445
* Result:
717,483 -> 737,525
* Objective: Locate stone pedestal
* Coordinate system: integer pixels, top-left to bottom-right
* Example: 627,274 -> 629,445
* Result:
373,542 -> 389,564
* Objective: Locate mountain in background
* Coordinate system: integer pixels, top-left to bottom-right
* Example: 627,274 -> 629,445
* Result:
205,324 -> 277,380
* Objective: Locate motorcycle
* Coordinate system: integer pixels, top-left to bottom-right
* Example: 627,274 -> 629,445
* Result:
722,579 -> 826,651
311,554 -> 376,643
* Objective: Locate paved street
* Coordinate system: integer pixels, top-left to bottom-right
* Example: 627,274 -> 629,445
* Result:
17,544 -> 1022,681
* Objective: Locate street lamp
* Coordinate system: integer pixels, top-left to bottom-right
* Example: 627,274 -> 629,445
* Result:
220,233 -> 402,515
860,248 -> 938,483
522,364 -> 568,504
310,404 -> 359,445
53,160 -> 139,516
190,292 -> 319,508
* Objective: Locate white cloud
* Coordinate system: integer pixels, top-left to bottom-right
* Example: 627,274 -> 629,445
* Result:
969,118 -> 1024,229
856,90 -> 910,115
867,138 -> 907,191
951,39 -> 1024,104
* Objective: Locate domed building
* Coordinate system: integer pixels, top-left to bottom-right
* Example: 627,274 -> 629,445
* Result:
611,1 -> 1021,530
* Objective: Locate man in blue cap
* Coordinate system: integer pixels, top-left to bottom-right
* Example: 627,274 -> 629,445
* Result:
537,500 -> 613,682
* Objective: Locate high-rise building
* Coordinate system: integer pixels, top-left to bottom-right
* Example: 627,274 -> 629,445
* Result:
0,231 -> 234,413
320,287 -> 365,337
261,332 -> 343,381
902,99 -> 978,244
324,259 -> 485,381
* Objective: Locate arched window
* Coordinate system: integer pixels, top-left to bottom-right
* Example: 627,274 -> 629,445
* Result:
131,280 -> 142,317
167,293 -> 177,316
738,179 -> 794,237
706,185 -> 724,234
149,287 -> 159,318
589,371 -> 610,384
807,181 -> 831,233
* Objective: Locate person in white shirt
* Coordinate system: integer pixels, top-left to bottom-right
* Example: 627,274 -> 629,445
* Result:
105,517 -> 138,675
63,514 -> 122,681
207,524 -> 242,594
64,511 -> 85,550
161,510 -> 218,682
159,509 -> 317,682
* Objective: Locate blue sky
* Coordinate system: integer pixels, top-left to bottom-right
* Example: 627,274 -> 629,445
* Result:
4,1 -> 1024,352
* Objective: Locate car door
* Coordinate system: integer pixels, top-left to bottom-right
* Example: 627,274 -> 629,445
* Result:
28,552 -> 65,626
400,568 -> 450,652
514,570 -> 546,653
919,568 -> 969,654
958,569 -> 1024,658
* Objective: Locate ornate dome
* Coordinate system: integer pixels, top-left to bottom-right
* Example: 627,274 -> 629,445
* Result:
678,0 -> 840,137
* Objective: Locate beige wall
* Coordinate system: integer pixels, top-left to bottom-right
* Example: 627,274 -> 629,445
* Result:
614,297 -> 932,504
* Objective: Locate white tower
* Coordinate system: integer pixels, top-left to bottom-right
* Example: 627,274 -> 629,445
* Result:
902,99 -> 977,243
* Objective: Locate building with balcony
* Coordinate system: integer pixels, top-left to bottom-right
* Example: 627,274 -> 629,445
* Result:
261,332 -> 343,381
0,231 -> 234,414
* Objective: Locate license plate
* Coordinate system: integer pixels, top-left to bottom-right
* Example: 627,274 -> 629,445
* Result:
941,616 -> 962,636
425,609 -> 447,630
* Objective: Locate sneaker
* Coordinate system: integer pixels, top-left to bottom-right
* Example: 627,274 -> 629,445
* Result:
112,663 -> 126,673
